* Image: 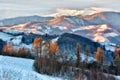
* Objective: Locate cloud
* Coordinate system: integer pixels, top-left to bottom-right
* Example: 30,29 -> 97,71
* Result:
0,0 -> 120,20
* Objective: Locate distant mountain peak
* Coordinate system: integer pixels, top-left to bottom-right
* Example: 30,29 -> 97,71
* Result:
43,7 -> 118,17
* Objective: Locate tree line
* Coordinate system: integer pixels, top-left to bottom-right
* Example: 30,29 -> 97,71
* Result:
2,37 -> 120,80
32,37 -> 119,80
2,41 -> 29,58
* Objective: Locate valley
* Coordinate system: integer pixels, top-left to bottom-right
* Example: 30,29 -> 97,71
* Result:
0,7 -> 120,80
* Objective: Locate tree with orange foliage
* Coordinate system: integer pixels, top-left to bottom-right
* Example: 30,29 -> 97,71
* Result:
114,45 -> 119,57
2,41 -> 14,56
32,37 -> 43,56
94,47 -> 105,65
114,50 -> 120,74
2,43 -> 7,52
18,47 -> 28,57
7,41 -> 14,55
49,42 -> 58,57
2,43 -> 8,55
42,39 -> 51,57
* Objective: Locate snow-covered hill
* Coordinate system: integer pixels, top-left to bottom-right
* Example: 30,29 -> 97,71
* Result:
0,56 -> 61,80
0,56 -> 120,80
1,11 -> 120,46
0,32 -> 14,41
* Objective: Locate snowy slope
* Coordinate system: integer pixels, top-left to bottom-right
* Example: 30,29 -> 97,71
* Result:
0,32 -> 14,41
0,56 -> 61,80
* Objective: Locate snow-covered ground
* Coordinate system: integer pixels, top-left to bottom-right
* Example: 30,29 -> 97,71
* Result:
0,32 -> 14,41
0,56 -> 61,80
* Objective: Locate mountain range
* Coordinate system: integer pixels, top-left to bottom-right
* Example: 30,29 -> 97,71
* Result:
0,8 -> 120,54
0,10 -> 120,44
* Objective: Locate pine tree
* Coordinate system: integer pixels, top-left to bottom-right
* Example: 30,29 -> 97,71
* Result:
76,43 -> 81,67
85,45 -> 91,63
84,45 -> 91,68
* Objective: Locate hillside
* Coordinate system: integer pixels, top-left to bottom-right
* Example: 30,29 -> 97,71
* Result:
0,32 -> 100,56
0,11 -> 120,46
0,56 -> 61,80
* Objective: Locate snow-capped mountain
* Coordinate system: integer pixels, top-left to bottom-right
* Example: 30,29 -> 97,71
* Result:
43,7 -> 118,17
1,8 -> 120,73
1,12 -> 120,45
0,15 -> 53,26
0,8 -> 120,49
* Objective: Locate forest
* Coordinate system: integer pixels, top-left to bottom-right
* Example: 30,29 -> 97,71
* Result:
2,37 -> 120,80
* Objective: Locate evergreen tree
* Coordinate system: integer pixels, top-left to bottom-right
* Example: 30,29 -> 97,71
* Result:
76,43 -> 81,67
85,45 -> 91,63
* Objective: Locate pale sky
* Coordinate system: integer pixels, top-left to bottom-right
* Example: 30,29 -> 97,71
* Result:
0,0 -> 120,20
